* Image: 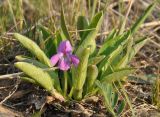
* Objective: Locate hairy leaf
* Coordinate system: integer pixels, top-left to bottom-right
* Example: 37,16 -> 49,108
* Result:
14,33 -> 51,67
77,16 -> 89,39
15,62 -> 53,91
101,68 -> 135,83
76,12 -> 103,55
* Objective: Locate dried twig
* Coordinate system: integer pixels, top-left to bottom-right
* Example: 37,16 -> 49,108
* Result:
0,79 -> 20,105
141,21 -> 160,28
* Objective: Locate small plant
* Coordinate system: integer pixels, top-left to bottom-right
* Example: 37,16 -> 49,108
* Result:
96,81 -> 126,117
152,77 -> 160,109
14,3 -> 154,116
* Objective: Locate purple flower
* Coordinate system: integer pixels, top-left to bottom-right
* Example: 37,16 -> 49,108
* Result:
50,40 -> 79,71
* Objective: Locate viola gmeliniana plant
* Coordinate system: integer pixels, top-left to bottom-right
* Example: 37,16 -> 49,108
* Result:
14,3 -> 154,116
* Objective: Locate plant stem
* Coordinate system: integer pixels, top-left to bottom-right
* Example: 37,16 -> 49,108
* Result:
73,88 -> 82,100
64,71 -> 68,96
50,89 -> 65,102
69,87 -> 74,98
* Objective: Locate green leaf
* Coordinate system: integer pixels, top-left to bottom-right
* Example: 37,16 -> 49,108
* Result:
101,68 -> 135,83
129,37 -> 148,61
76,12 -> 103,56
37,25 -> 57,57
60,4 -> 72,44
98,32 -> 130,76
15,62 -> 53,91
95,80 -> 116,117
72,47 -> 90,100
98,29 -> 117,55
98,42 -> 125,73
77,16 -> 89,39
37,30 -> 45,50
98,31 -> 130,56
55,30 -> 63,45
96,81 -> 126,117
117,100 -> 126,115
16,55 -> 48,68
14,33 -> 51,67
21,77 -> 37,84
88,55 -> 105,65
82,12 -> 103,39
85,65 -> 98,94
115,38 -> 133,68
32,111 -> 42,117
16,55 -> 62,93
73,48 -> 91,89
104,29 -> 117,43
106,83 -> 112,105
112,92 -> 118,108
130,3 -> 155,34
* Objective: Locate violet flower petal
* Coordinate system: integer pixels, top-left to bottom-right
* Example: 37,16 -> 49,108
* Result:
50,53 -> 63,66
58,58 -> 70,71
50,40 -> 79,71
58,40 -> 72,53
70,55 -> 79,67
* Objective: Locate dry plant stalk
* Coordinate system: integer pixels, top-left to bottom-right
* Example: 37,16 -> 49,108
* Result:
152,77 -> 160,109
